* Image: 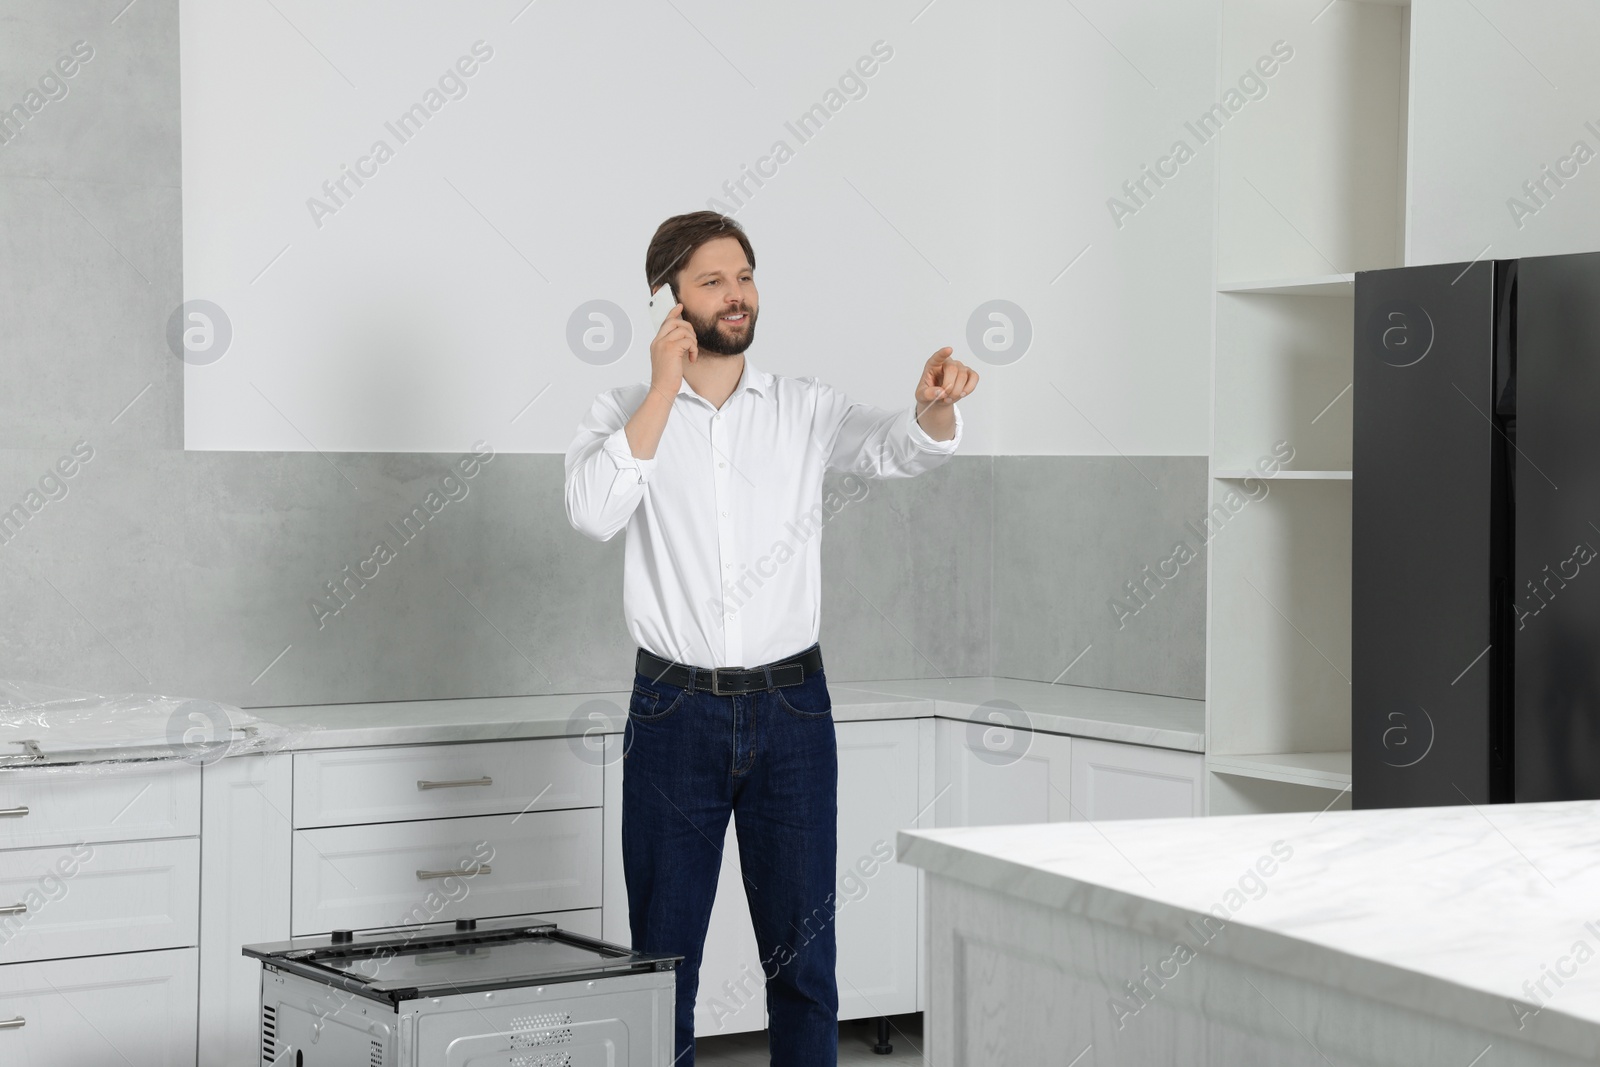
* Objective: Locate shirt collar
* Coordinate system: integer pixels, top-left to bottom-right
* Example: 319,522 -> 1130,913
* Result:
675,356 -> 773,404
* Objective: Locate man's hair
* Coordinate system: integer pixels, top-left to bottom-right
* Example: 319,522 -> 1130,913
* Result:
644,211 -> 756,300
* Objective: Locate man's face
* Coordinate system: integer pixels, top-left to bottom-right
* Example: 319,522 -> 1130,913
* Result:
674,236 -> 758,356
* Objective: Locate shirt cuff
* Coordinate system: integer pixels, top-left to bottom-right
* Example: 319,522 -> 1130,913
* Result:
908,402 -> 962,453
601,426 -> 656,483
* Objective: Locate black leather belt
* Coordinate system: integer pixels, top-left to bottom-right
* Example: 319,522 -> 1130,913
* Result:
635,643 -> 823,696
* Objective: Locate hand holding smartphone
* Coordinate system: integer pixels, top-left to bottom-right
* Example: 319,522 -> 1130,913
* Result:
648,285 -> 679,333
646,286 -> 694,399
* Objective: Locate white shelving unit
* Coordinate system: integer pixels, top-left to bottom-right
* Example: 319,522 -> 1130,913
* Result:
1204,0 -> 1412,815
1213,470 -> 1351,481
1207,751 -> 1352,791
1216,274 -> 1355,297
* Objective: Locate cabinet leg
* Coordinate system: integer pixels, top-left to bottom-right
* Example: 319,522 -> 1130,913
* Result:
873,1015 -> 893,1054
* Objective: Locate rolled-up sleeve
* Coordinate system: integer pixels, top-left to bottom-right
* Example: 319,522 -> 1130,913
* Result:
565,391 -> 654,541
820,380 -> 964,477
905,401 -> 963,455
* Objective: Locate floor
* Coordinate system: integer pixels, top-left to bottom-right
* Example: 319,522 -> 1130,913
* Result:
695,1013 -> 926,1065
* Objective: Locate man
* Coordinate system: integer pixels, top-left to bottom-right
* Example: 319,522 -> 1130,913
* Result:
564,211 -> 976,1065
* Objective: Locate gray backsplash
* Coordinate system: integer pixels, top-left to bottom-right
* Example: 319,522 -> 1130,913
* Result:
0,0 -> 1206,708
990,456 -> 1209,699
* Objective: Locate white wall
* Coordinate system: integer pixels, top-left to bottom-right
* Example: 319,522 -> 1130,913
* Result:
179,0 -> 1219,456
1408,0 -> 1600,265
1217,0 -> 1407,281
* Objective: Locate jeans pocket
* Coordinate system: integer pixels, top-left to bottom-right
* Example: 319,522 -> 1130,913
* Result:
775,672 -> 833,719
629,676 -> 685,722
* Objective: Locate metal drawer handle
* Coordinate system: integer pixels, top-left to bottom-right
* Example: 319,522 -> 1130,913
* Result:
416,776 -> 492,791
416,864 -> 490,880
0,1016 -> 24,1030
0,904 -> 26,916
0,806 -> 28,819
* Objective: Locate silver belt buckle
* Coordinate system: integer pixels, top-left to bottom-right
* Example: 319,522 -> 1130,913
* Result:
710,667 -> 737,696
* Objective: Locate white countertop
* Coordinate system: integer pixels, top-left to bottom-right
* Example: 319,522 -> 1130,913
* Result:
238,686 -> 925,749
0,676 -> 1202,764
237,675 -> 1204,753
899,800 -> 1600,1061
841,676 -> 1205,752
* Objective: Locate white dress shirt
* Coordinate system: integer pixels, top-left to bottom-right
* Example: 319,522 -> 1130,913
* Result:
565,356 -> 963,669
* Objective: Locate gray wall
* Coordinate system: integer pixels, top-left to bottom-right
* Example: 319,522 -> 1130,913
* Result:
0,0 -> 1207,709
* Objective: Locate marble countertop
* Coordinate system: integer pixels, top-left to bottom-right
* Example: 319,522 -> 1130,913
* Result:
237,686 -> 924,750
841,676 -> 1204,752
899,801 -> 1600,1061
234,675 -> 1203,754
1,677 -> 1202,763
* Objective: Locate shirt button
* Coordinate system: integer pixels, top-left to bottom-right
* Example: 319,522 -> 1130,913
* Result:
718,461 -> 726,468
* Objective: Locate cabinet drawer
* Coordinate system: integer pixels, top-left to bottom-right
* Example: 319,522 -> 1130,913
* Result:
0,946 -> 197,1065
1069,738 -> 1203,821
0,836 -> 199,965
0,762 -> 199,850
291,808 -> 601,934
293,738 -> 602,828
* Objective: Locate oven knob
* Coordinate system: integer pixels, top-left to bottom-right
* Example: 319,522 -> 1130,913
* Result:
455,918 -> 477,931
330,929 -> 353,943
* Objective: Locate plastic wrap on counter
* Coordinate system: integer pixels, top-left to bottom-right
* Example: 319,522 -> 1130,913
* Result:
0,677 -> 314,775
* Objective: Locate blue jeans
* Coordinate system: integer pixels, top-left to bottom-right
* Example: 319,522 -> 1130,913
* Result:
621,644 -> 839,1066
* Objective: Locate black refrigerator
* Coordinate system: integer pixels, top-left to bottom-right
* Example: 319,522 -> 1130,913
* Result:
1353,250 -> 1600,808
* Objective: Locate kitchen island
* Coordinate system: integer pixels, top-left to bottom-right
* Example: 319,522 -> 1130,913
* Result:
900,801 -> 1600,1066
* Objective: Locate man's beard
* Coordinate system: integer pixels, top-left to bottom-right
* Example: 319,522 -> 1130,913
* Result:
687,303 -> 758,355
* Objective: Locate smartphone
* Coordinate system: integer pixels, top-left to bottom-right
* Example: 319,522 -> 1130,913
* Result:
648,285 -> 678,332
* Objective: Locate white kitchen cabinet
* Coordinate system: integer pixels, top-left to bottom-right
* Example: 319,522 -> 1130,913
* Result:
933,718 -> 1073,826
834,718 -> 925,1020
198,749 -> 293,1067
1069,738 -> 1203,821
44,682 -> 1204,1063
0,757 -> 200,1063
0,946 -> 198,1066
202,744 -> 608,1065
290,807 -> 602,934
